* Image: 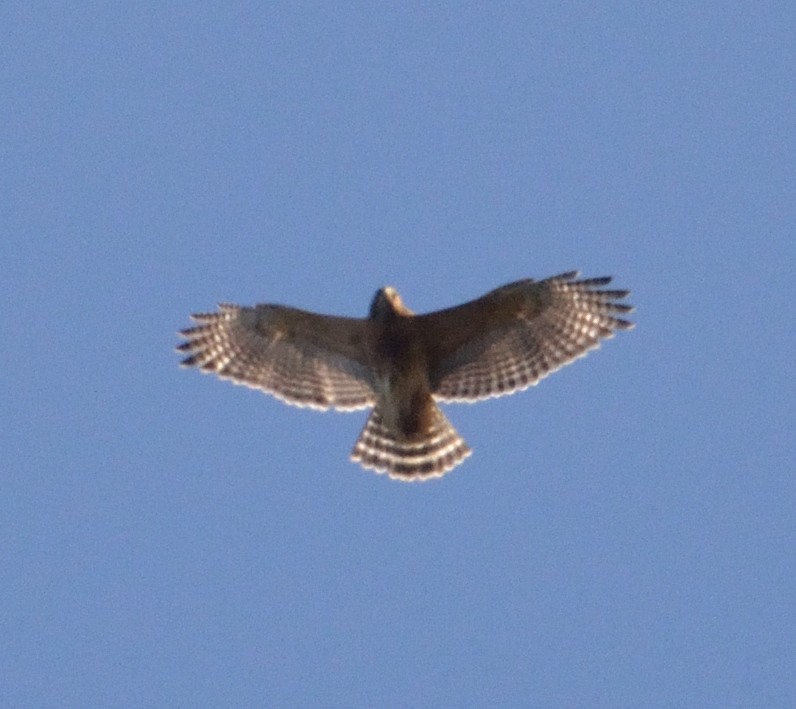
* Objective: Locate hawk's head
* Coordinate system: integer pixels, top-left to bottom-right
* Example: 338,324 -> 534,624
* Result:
369,287 -> 414,320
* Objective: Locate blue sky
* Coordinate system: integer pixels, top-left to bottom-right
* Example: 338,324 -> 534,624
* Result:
3,4 -> 794,707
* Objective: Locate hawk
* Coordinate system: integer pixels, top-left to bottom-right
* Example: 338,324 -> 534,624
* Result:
177,271 -> 634,481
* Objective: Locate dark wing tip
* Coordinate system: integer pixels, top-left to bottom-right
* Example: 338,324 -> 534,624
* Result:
612,317 -> 635,330
189,311 -> 219,324
575,275 -> 614,287
559,272 -> 635,329
597,288 -> 630,299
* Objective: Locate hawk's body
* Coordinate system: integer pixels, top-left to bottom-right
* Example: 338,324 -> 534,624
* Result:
177,271 -> 634,481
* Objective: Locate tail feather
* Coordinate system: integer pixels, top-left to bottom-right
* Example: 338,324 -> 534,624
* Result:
351,403 -> 471,481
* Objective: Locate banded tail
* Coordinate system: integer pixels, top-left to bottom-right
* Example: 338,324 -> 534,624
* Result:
351,402 -> 471,481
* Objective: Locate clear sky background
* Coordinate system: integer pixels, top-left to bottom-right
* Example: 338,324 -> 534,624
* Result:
3,4 -> 794,708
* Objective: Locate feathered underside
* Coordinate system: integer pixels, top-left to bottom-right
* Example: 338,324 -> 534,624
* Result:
177,303 -> 376,411
423,271 -> 634,402
176,271 -> 634,481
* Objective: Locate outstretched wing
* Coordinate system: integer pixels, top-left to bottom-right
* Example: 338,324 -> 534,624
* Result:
418,271 -> 634,403
177,303 -> 377,410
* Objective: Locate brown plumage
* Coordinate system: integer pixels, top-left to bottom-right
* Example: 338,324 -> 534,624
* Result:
177,271 -> 634,481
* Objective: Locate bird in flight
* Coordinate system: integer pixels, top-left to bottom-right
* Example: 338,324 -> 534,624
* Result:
177,271 -> 634,481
